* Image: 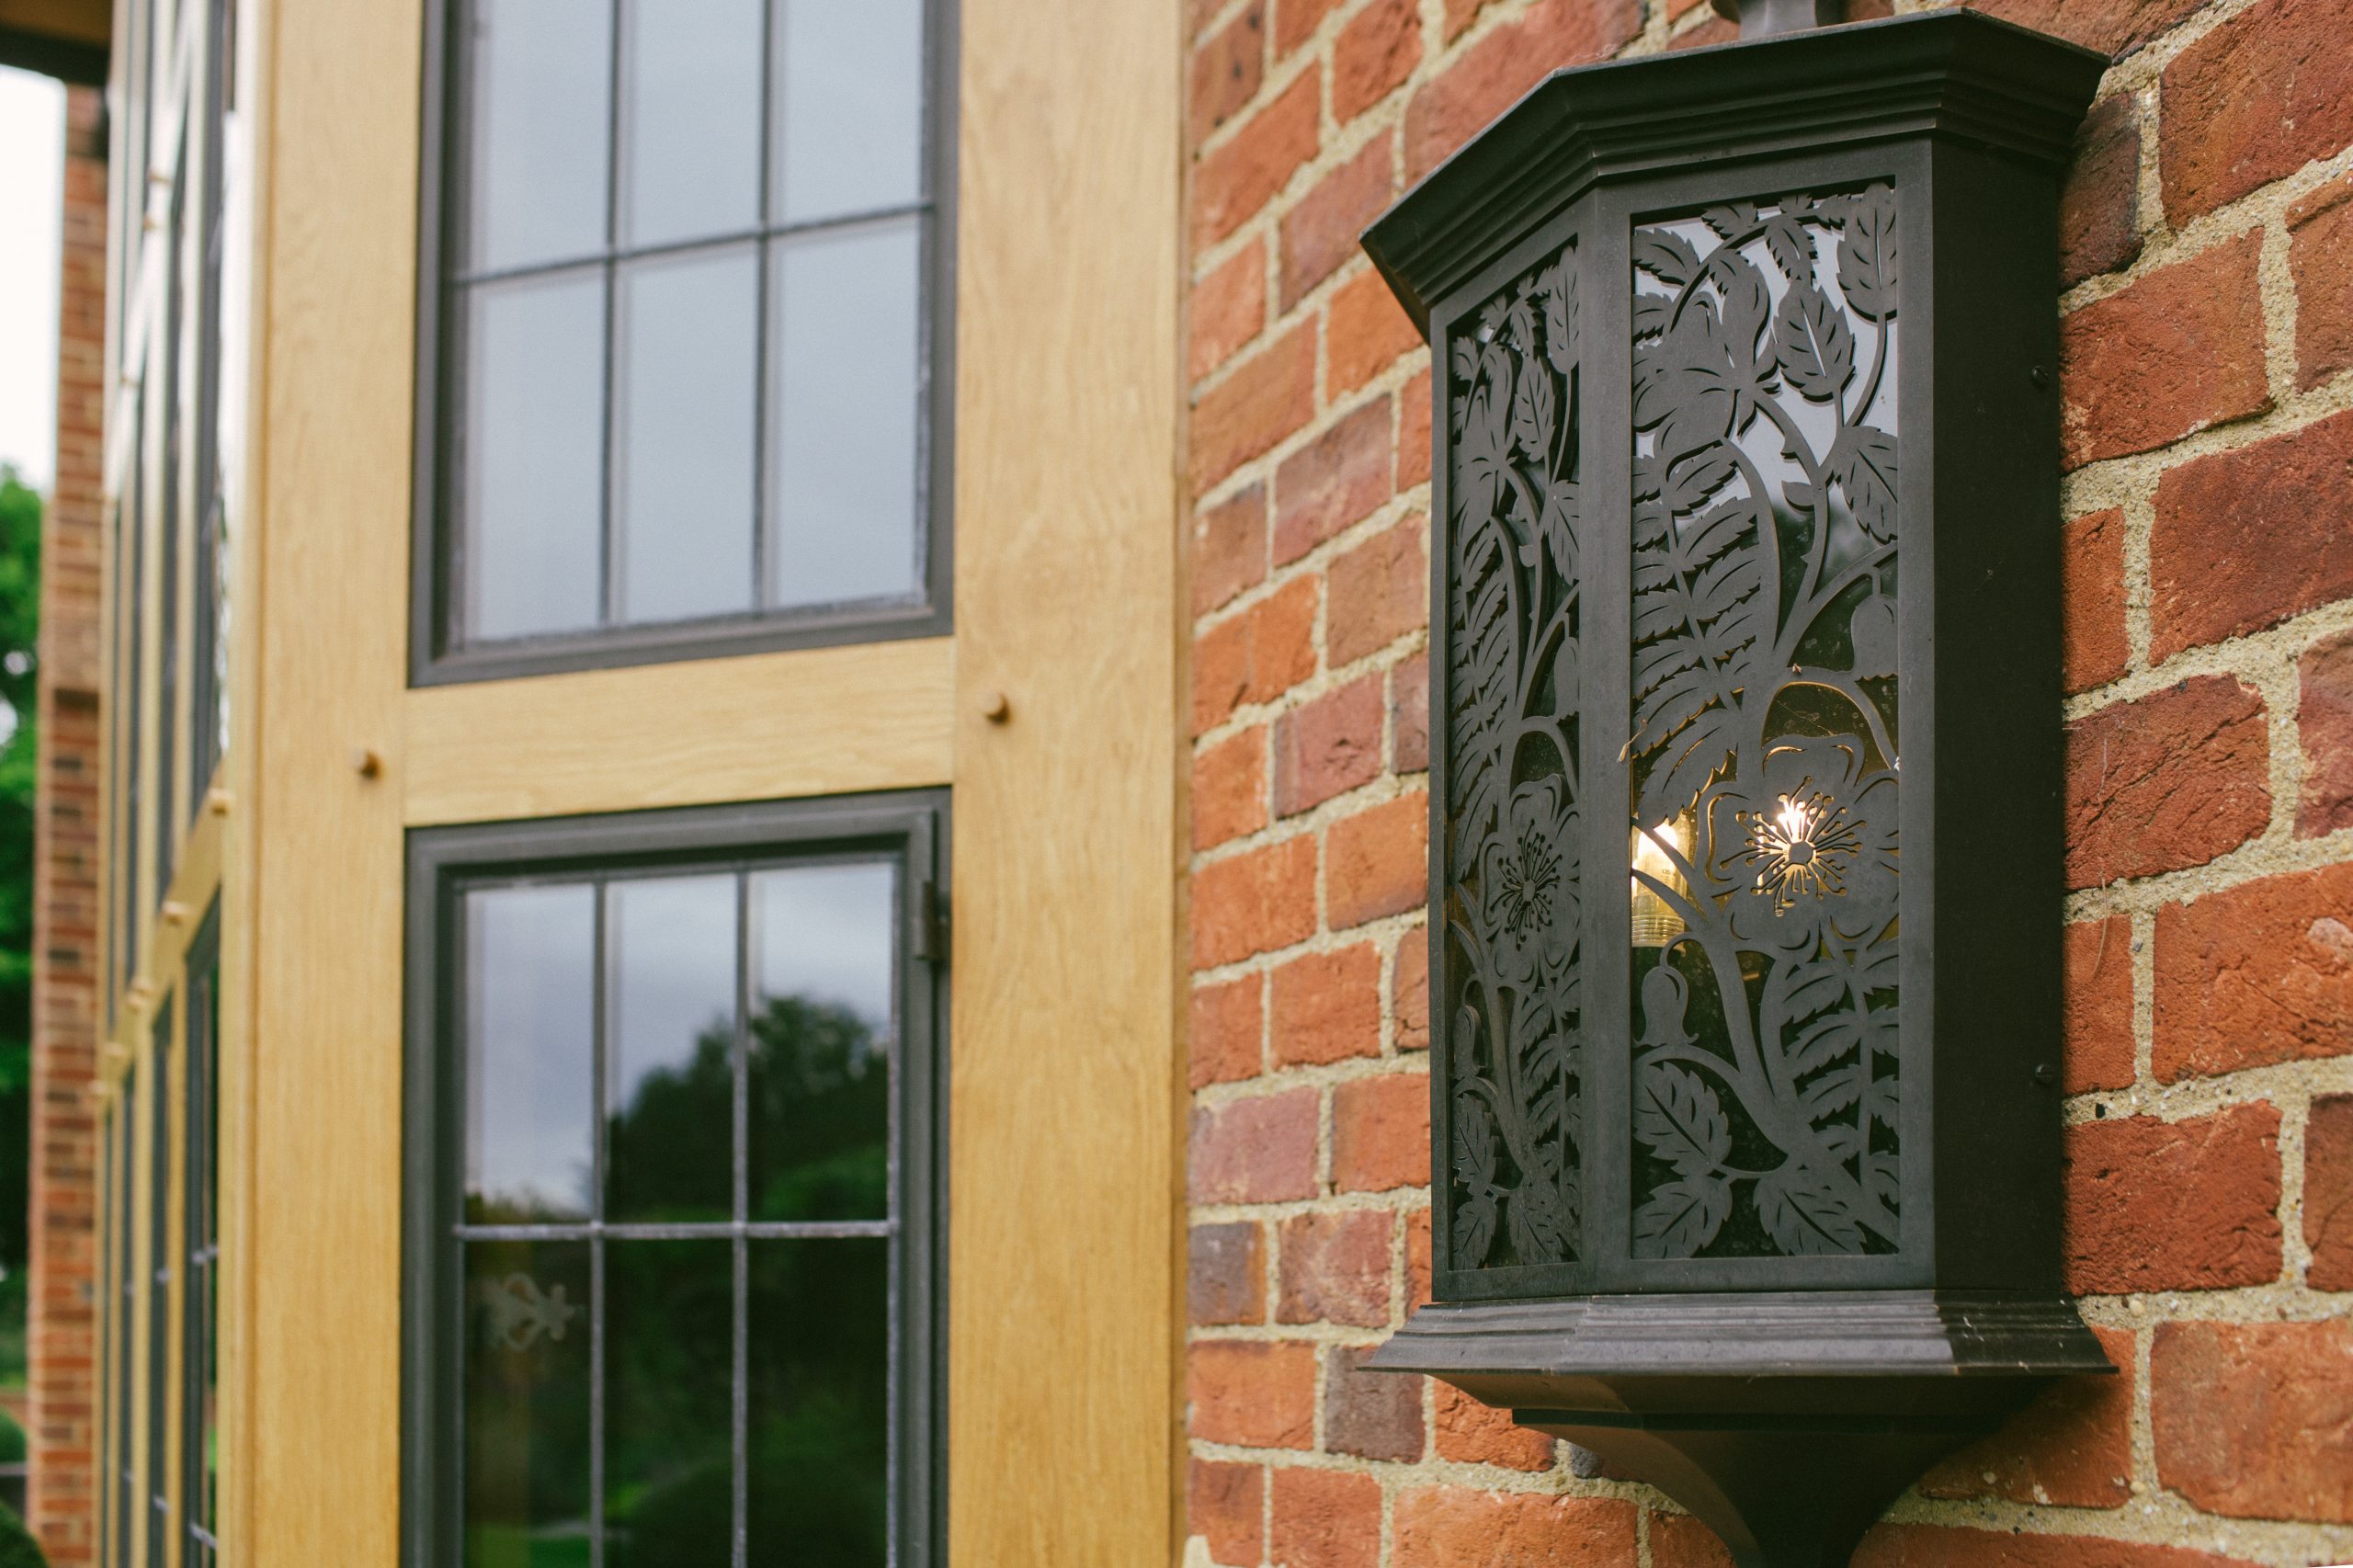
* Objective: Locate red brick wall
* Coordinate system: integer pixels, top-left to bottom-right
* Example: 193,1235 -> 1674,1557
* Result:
29,84 -> 108,1568
1182,0 -> 2353,1562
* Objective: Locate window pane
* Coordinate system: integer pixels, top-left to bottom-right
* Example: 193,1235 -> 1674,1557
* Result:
775,0 -> 925,223
464,1240 -> 593,1568
615,246 -> 758,625
460,272 -> 607,642
769,220 -> 923,611
607,874 -> 737,1223
749,863 -> 894,1222
618,0 -> 761,248
747,1238 -> 889,1564
604,1240 -> 733,1568
467,884 -> 597,1222
465,0 -> 613,272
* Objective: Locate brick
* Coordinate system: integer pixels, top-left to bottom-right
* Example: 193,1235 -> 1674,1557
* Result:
1192,973 -> 1266,1088
1194,833 -> 1319,968
1195,574 -> 1318,734
2063,1106 -> 2283,1292
1195,324 -> 1320,495
1404,0 -> 1643,181
1325,1343 -> 1425,1460
1334,0 -> 1421,124
1399,366 -> 1433,489
2059,234 -> 2268,469
1189,1460 -> 1266,1567
1195,727 -> 1268,853
1271,944 -> 1381,1066
1333,1072 -> 1430,1192
1275,399 -> 1395,565
2303,627 -> 2353,835
2151,411 -> 2353,661
2063,676 -> 2269,889
1394,1489 -> 1637,1568
1667,14 -> 1739,50
1405,1205 -> 1432,1306
1917,1326 -> 2133,1507
2060,94 -> 2143,288
1443,0 -> 1492,38
1651,1513 -> 1734,1568
1283,136 -> 1396,312
1279,1208 -> 1392,1325
1329,268 -> 1422,397
2292,175 -> 2353,389
1392,652 -> 1429,773
1190,1087 -> 1322,1204
1854,1524 -> 2260,1568
1395,926 -> 1429,1051
2153,1320 -> 2353,1520
2154,864 -> 2353,1080
1327,790 -> 1428,928
1194,483 -> 1269,618
2063,916 -> 2134,1094
1433,1381 -> 1552,1470
1328,514 -> 1427,666
1270,1468 -> 1381,1568
1188,1340 -> 1318,1449
1273,0 -> 1343,55
1194,72 -> 1321,250
1190,1221 -> 1267,1324
1192,2 -> 1266,144
2062,508 -> 2127,695
2309,1094 -> 2353,1290
1193,240 -> 1268,385
2160,0 -> 2353,224
1273,676 -> 1386,817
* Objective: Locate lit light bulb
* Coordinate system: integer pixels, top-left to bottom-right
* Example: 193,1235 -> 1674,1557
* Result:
1776,796 -> 1812,845
1631,813 -> 1693,948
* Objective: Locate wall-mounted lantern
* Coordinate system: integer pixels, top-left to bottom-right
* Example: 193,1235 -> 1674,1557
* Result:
1361,9 -> 2109,1565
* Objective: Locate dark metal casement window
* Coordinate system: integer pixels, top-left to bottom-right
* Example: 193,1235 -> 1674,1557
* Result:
105,1079 -> 135,1568
183,909 -> 223,1567
413,0 -> 958,684
404,796 -> 946,1568
145,999 -> 175,1567
191,0 -> 240,807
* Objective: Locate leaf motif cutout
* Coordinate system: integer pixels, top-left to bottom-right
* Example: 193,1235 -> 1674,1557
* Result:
1454,1189 -> 1499,1269
1543,245 -> 1581,378
1633,1174 -> 1731,1259
1837,184 -> 1898,323
1634,229 -> 1701,289
1755,1162 -> 1867,1256
1511,360 -> 1557,464
1632,1061 -> 1732,1177
1454,1092 -> 1498,1190
1831,424 -> 1899,542
1772,282 -> 1855,403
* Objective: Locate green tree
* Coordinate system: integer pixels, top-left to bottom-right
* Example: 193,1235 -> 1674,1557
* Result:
0,465 -> 41,1390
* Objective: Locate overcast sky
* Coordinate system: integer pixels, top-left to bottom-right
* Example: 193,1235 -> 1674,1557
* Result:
0,67 -> 66,492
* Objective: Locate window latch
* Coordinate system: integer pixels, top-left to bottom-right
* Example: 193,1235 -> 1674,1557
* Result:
915,879 -> 949,967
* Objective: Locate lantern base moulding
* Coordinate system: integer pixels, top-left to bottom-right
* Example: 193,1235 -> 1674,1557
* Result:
1368,1290 -> 2111,1568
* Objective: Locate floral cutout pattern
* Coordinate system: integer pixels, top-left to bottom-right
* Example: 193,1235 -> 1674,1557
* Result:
1625,187 -> 1904,1262
479,1270 -> 582,1353
1442,238 -> 1586,1272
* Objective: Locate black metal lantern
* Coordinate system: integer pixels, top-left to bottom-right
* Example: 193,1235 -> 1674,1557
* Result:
1360,11 -> 2110,1566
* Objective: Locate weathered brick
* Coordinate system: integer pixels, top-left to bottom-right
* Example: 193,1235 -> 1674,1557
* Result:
1192,239 -> 1267,385
1191,1 -> 1266,144
2063,676 -> 2269,889
1195,324 -> 1319,495
2063,1106 -> 2283,1293
2307,1094 -> 2353,1290
1395,926 -> 1429,1051
1282,136 -> 1397,312
1333,1072 -> 1430,1192
1399,366 -> 1433,489
1275,399 -> 1395,565
1443,0 -> 1492,40
1194,574 -> 1318,734
1190,1221 -> 1267,1324
1271,944 -> 1381,1066
2060,93 -> 2143,289
1193,71 -> 1321,249
1403,0 -> 1643,180
1328,514 -> 1427,666
2152,1320 -> 2353,1521
2063,916 -> 2134,1094
2154,864 -> 2353,1079
1279,1209 -> 1392,1326
1433,1381 -> 1552,1471
1270,1467 -> 1381,1568
1193,483 -> 1269,618
1193,833 -> 1319,967
2159,0 -> 2353,224
1189,1460 -> 1266,1567
1195,726 -> 1268,852
2059,233 -> 2268,469
1329,268 -> 1422,398
1325,1343 -> 1425,1460
1394,1488 -> 1637,1568
2062,508 -> 2127,695
1328,790 -> 1428,928
1917,1326 -> 2133,1507
2151,411 -> 2353,661
1392,652 -> 1430,772
1273,676 -> 1386,817
1853,1523 -> 2260,1568
1192,973 -> 1266,1088
2302,627 -> 2353,835
1191,1087 -> 1322,1203
2290,174 -> 2353,389
1188,1339 -> 1318,1449
1334,0 -> 1421,124
1273,0 -> 1343,55
1405,1205 -> 1432,1306
1652,1512 -> 1734,1568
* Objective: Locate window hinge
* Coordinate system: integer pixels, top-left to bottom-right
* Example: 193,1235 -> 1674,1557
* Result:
915,879 -> 949,967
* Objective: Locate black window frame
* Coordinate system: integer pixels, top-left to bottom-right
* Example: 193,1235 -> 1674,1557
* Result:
144,996 -> 175,1567
401,792 -> 948,1568
182,905 -> 223,1566
408,0 -> 961,687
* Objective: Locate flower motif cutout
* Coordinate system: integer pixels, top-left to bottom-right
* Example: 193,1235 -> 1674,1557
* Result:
1481,778 -> 1580,984
1712,734 -> 1897,949
1739,790 -> 1864,914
